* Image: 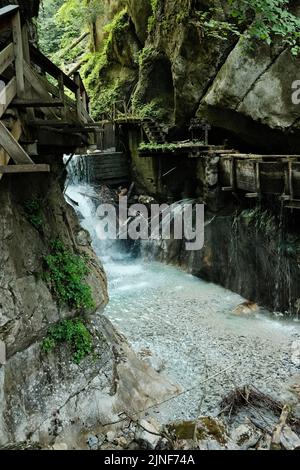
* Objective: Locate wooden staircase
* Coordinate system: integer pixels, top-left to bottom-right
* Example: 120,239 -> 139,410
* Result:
0,5 -> 96,181
142,120 -> 167,144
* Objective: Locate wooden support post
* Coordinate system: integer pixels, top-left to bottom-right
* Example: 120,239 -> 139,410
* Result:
58,72 -> 67,120
230,157 -> 236,192
255,161 -> 261,194
74,72 -> 82,121
11,11 -> 25,97
288,161 -> 294,200
0,121 -> 33,164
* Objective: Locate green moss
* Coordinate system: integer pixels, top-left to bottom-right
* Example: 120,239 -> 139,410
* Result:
197,417 -> 227,444
133,97 -> 172,122
43,239 -> 95,311
170,418 -> 227,444
139,141 -> 205,152
139,142 -> 178,152
42,319 -> 93,364
82,8 -> 130,118
24,199 -> 44,230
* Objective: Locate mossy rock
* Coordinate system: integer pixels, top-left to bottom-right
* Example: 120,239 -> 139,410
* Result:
170,417 -> 228,444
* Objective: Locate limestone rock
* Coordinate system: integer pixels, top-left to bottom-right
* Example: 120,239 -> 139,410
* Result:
52,442 -> 68,451
135,418 -> 162,450
230,423 -> 261,450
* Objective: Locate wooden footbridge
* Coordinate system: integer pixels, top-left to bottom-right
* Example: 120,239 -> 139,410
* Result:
0,5 -> 100,180
138,143 -> 300,209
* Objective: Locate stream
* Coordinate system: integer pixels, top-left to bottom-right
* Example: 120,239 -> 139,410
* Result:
66,183 -> 300,423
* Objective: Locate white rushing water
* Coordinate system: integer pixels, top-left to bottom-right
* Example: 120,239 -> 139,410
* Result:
66,183 -> 300,423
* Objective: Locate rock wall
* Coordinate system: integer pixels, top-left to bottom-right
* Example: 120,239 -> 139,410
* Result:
89,0 -> 300,150
140,209 -> 300,315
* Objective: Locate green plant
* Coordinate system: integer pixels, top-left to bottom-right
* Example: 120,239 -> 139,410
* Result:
239,207 -> 277,237
139,142 -> 178,152
133,97 -> 172,122
148,0 -> 160,33
138,141 -> 205,152
24,199 -> 44,230
228,0 -> 300,54
42,319 -> 93,364
43,240 -> 95,310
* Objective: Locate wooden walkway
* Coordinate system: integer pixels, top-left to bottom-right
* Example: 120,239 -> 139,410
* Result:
0,5 -> 98,180
138,142 -> 300,209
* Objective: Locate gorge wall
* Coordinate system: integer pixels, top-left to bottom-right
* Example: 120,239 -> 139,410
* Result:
88,0 -> 300,151
83,0 -> 300,315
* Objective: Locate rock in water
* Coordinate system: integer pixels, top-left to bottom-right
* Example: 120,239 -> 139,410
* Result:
232,301 -> 259,316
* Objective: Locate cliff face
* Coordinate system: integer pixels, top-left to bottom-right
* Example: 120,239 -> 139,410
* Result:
90,0 -> 300,151
0,163 -> 178,447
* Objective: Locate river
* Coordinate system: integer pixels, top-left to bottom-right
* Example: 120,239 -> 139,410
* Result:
66,183 -> 300,423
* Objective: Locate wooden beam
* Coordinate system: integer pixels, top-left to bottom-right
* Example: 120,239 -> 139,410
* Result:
12,99 -> 64,108
29,45 -> 78,93
0,121 -> 33,164
0,164 -> 50,174
222,186 -> 233,192
0,5 -> 19,20
0,77 -> 17,118
0,42 -> 14,75
0,117 -> 22,181
11,10 -> 24,97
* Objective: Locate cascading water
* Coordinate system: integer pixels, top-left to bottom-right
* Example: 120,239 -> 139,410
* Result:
65,162 -> 300,423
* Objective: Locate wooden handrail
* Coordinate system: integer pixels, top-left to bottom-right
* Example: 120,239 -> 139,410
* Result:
29,45 -> 78,93
0,5 -> 19,21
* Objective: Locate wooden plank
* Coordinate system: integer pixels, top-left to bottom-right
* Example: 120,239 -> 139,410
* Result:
0,77 -> 17,117
0,5 -> 19,20
0,117 -> 22,180
12,99 -> 64,108
0,164 -> 50,173
0,121 -> 33,164
11,10 -> 24,97
0,42 -> 14,75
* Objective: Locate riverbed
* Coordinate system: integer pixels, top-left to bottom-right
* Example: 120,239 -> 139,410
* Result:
66,184 -> 300,423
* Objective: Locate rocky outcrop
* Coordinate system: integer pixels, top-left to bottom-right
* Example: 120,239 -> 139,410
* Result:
89,0 -> 300,149
0,164 -> 178,446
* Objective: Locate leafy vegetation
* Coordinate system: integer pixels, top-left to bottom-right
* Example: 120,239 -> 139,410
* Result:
148,0 -> 160,34
228,0 -> 300,54
38,0 -> 103,67
133,96 -> 173,122
239,207 -> 277,237
139,141 -> 205,152
81,8 -> 130,119
42,319 -> 93,364
24,199 -> 44,230
43,240 -> 95,311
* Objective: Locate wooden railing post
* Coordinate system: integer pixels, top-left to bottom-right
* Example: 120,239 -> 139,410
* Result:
74,72 -> 82,121
11,10 -> 25,97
